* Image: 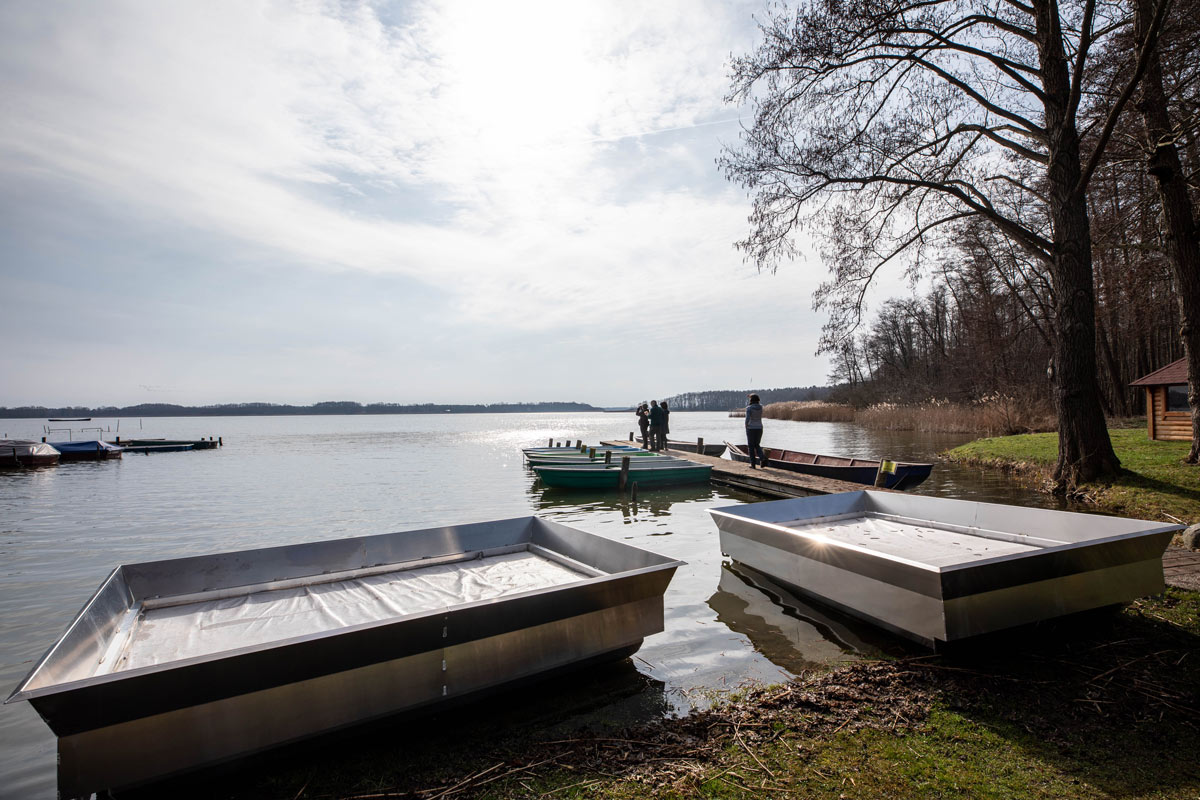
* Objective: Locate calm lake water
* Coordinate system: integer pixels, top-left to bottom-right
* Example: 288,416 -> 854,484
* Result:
0,412 -> 1060,798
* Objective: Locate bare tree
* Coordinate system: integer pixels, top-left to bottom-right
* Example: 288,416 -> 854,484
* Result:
1132,0 -> 1200,461
720,0 -> 1167,490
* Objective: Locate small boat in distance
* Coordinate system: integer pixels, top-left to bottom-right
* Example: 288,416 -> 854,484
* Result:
0,440 -> 60,468
48,417 -> 91,422
725,442 -> 932,490
48,441 -> 123,461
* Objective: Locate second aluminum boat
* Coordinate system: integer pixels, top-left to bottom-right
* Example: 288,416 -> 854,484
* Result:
710,491 -> 1179,647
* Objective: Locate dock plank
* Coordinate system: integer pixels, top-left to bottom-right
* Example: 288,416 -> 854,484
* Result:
599,439 -> 870,498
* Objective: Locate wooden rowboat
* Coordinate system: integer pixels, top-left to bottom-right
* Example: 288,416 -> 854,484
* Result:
725,442 -> 932,490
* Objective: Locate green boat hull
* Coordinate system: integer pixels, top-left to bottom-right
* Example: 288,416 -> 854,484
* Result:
534,463 -> 712,489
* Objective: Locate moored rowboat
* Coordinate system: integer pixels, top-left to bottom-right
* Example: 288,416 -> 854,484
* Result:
534,461 -> 712,489
0,440 -> 60,468
48,441 -> 123,461
725,442 -> 932,489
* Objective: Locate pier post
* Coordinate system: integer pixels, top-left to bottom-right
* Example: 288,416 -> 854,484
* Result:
548,437 -> 554,447
604,451 -> 612,464
576,439 -> 582,448
697,437 -> 704,454
629,432 -> 634,441
618,456 -> 630,490
588,447 -> 596,459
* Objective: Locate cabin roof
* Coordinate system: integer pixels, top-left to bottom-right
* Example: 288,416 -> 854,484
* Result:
1130,357 -> 1188,387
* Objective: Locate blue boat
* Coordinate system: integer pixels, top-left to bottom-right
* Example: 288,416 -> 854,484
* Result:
48,441 -> 123,461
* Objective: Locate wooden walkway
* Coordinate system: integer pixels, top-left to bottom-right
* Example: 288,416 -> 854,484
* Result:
1164,547 -> 1200,591
599,439 -> 870,498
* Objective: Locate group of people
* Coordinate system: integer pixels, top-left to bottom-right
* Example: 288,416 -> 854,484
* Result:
635,394 -> 768,468
635,400 -> 671,451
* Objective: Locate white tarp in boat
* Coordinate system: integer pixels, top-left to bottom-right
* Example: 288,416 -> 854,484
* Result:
116,551 -> 588,671
780,515 -> 1040,567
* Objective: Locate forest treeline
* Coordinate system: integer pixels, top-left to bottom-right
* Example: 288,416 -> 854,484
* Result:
0,401 -> 602,418
662,386 -> 830,411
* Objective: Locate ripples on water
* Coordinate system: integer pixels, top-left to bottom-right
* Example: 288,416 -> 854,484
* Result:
0,412 -> 1055,798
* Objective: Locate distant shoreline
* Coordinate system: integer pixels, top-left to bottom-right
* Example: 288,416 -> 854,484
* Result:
0,402 -> 606,419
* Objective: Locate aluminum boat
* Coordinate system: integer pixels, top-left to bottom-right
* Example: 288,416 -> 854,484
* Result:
709,491 -> 1180,647
6,516 -> 683,798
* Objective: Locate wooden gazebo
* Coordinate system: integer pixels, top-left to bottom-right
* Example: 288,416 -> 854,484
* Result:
1130,357 -> 1191,441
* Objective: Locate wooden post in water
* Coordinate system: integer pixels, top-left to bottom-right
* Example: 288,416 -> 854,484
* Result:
576,439 -> 582,448
629,432 -> 634,441
604,450 -> 612,464
548,437 -> 554,447
696,437 -> 704,454
631,482 -> 638,502
874,459 -> 896,488
588,447 -> 596,459
618,456 -> 630,490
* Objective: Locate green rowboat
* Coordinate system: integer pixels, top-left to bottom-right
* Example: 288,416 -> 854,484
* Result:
533,462 -> 712,489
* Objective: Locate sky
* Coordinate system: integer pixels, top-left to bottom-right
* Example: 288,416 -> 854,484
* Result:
0,0 -> 841,408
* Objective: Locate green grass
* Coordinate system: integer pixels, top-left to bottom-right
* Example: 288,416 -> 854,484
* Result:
946,428 -> 1200,524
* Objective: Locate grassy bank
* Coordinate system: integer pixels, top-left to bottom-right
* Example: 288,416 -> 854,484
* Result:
946,428 -> 1200,524
154,591 -> 1200,800
765,397 -> 1057,436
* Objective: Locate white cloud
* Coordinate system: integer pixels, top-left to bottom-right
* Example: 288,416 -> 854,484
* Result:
0,0 -> 834,405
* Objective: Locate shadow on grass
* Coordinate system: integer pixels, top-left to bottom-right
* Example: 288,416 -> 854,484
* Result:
927,593 -> 1200,797
1110,469 -> 1200,503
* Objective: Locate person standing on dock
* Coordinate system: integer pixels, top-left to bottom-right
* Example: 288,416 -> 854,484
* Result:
648,400 -> 666,451
660,401 -> 671,450
745,393 -> 766,468
636,403 -> 650,448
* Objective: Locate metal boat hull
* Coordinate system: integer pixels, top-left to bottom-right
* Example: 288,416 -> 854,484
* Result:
710,491 -> 1178,647
7,517 -> 682,798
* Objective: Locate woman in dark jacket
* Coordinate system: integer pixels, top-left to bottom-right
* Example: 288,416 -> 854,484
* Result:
745,394 -> 766,468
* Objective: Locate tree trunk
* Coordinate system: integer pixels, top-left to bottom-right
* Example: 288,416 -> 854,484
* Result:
1135,0 -> 1200,463
1034,0 -> 1122,489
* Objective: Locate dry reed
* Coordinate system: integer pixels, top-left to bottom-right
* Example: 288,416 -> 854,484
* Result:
763,401 -> 856,423
764,394 -> 1055,436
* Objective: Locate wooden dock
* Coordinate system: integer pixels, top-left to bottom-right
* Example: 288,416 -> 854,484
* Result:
600,439 -> 868,499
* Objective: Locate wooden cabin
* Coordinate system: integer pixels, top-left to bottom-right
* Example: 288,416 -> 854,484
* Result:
1130,357 -> 1192,441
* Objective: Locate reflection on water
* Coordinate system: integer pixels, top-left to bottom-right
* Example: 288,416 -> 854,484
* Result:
709,563 -> 915,672
0,412 -> 1068,798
